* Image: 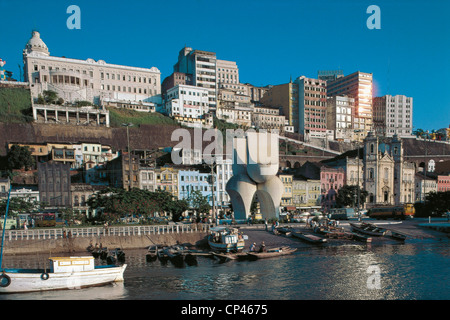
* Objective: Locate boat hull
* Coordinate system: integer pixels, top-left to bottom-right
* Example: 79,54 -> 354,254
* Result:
292,232 -> 327,243
0,265 -> 126,294
247,247 -> 297,260
208,238 -> 245,253
350,223 -> 386,236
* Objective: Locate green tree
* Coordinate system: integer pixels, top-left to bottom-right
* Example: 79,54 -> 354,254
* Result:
0,197 -> 35,218
336,185 -> 368,208
188,189 -> 211,216
7,144 -> 35,170
43,90 -> 58,104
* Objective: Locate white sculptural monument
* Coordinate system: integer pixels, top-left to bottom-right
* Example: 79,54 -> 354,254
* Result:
226,131 -> 283,220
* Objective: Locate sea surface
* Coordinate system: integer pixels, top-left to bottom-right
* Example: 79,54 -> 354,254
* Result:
0,238 -> 448,301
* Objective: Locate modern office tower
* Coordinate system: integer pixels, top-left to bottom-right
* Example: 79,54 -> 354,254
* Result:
373,95 -> 413,137
23,31 -> 161,106
173,47 -> 218,110
327,95 -> 355,141
326,71 -> 373,140
295,76 -> 327,139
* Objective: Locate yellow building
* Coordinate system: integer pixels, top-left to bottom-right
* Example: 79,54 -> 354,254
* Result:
155,167 -> 179,199
279,173 -> 293,209
292,178 -> 321,211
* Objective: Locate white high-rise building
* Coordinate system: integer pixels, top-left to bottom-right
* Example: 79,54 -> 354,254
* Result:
373,95 -> 413,137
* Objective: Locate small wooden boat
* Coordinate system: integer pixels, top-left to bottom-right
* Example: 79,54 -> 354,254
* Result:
350,222 -> 387,236
106,248 -> 125,265
350,232 -> 372,243
276,227 -> 293,236
208,227 -> 245,253
99,248 -> 109,260
247,246 -> 297,260
0,256 -> 126,294
165,247 -> 185,267
146,246 -> 158,262
292,231 -> 327,244
157,247 -> 169,263
389,230 -> 407,241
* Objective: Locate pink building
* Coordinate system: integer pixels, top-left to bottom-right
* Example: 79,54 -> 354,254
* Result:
437,175 -> 450,192
320,166 -> 345,212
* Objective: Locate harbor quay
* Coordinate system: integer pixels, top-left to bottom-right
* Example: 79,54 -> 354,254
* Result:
1,224 -> 210,255
1,218 -> 448,256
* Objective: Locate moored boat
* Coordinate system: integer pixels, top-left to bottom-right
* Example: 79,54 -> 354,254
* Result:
247,246 -> 297,260
276,227 -> 293,236
350,232 -> 372,243
389,230 -> 407,241
291,231 -> 327,244
146,245 -> 158,262
0,256 -> 126,294
350,222 -> 387,236
208,227 -> 245,253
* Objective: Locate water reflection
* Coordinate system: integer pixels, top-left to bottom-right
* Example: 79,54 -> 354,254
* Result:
0,242 -> 448,300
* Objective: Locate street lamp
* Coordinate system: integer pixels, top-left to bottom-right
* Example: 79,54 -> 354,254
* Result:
122,123 -> 134,190
354,129 -> 363,221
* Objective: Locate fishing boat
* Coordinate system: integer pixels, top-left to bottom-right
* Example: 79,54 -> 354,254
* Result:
0,189 -> 126,294
247,246 -> 297,260
0,256 -> 126,294
208,227 -> 245,253
146,245 -> 158,262
291,231 -> 327,244
350,222 -> 387,236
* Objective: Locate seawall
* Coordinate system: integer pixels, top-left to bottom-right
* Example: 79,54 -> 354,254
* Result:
2,232 -> 209,255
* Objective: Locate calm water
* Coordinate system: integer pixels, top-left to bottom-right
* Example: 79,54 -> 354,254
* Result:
1,239 -> 448,301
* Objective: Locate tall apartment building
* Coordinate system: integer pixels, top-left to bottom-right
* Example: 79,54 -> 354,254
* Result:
327,96 -> 355,141
173,47 -> 218,110
373,95 -> 413,137
260,82 -> 298,132
23,31 -> 161,106
216,59 -> 239,86
326,71 -> 373,140
296,76 -> 327,139
38,162 -> 72,207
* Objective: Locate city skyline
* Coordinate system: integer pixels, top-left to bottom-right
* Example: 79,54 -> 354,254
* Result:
1,0 -> 449,131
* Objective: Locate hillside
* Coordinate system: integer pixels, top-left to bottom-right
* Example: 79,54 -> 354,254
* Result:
0,86 -> 33,123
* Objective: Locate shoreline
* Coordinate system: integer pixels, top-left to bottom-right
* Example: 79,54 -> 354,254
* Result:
1,219 -> 448,256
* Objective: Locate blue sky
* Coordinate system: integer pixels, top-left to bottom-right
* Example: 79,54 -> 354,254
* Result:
1,0 -> 449,130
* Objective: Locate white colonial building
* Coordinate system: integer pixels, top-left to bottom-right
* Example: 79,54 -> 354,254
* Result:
23,31 -> 161,107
